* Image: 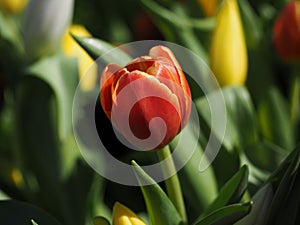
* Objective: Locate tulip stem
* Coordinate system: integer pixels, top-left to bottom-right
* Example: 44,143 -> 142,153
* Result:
157,145 -> 187,224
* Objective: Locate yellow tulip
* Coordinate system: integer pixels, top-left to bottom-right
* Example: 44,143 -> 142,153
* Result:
0,0 -> 28,14
197,0 -> 219,17
112,202 -> 146,225
62,25 -> 97,91
210,0 -> 248,86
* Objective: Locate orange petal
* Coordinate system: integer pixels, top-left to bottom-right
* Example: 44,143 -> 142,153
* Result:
111,70 -> 181,150
100,64 -> 121,118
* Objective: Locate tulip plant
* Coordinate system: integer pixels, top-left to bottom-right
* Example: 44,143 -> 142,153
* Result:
0,0 -> 300,225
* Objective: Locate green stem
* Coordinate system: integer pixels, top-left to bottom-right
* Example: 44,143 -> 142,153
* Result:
157,145 -> 187,224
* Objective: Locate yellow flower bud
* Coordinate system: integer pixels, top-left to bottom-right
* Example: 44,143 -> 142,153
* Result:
0,0 -> 28,14
112,202 -> 146,225
210,0 -> 248,86
197,0 -> 219,17
62,25 -> 97,91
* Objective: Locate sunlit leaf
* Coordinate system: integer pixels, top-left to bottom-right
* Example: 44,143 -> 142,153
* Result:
132,161 -> 182,225
71,35 -> 131,65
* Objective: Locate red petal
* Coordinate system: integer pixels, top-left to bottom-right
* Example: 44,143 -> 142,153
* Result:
111,70 -> 181,150
149,46 -> 191,127
100,64 -> 121,118
125,57 -> 155,72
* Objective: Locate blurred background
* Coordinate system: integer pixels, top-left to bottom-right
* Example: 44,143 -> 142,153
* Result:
0,0 -> 299,225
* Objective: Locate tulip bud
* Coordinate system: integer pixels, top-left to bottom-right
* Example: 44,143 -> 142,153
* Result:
0,0 -> 28,14
100,46 -> 191,150
197,0 -> 219,17
62,25 -> 97,91
22,0 -> 74,61
273,1 -> 300,62
210,0 -> 248,86
113,202 -> 146,225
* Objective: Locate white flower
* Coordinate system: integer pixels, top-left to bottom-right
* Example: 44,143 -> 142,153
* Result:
22,0 -> 74,61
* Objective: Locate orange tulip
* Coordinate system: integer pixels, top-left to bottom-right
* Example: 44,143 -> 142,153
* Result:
100,46 -> 191,150
273,1 -> 300,62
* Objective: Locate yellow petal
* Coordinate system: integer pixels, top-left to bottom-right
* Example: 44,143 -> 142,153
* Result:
62,25 -> 97,91
113,202 -> 146,225
0,0 -> 28,14
210,0 -> 248,86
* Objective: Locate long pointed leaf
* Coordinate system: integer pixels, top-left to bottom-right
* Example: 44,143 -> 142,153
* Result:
132,161 -> 182,225
71,35 -> 131,65
202,165 -> 249,217
235,183 -> 273,225
266,145 -> 300,225
193,202 -> 252,225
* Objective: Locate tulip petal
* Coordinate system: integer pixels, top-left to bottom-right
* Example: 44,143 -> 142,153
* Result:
100,64 -> 122,118
273,1 -> 300,61
146,62 -> 189,128
112,70 -> 181,149
125,57 -> 155,72
99,46 -> 192,150
150,46 -> 191,127
149,46 -> 190,95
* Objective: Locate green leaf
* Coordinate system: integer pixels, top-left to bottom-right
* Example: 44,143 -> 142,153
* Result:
0,200 -> 62,225
258,87 -> 295,151
193,202 -> 252,225
202,165 -> 249,217
272,166 -> 300,225
238,0 -> 262,49
196,86 -> 257,152
266,145 -> 300,225
131,161 -> 182,225
27,55 -> 78,141
15,76 -> 74,225
244,141 -> 287,173
139,0 -> 208,61
71,34 -> 132,64
0,10 -> 23,49
236,146 -> 300,225
139,0 -> 215,31
0,189 -> 9,200
31,220 -> 39,225
170,122 -> 218,211
93,216 -> 111,225
235,183 -> 273,225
